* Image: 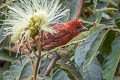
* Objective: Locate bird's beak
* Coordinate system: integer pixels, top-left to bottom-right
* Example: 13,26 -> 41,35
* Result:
81,26 -> 88,31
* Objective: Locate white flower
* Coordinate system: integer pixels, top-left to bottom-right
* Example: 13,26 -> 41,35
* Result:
3,0 -> 69,44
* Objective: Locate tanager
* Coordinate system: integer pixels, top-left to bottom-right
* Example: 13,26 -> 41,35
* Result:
12,20 -> 88,51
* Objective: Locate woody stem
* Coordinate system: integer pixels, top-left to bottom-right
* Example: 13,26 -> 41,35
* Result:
44,53 -> 59,76
34,31 -> 43,80
24,46 -> 35,80
75,0 -> 85,20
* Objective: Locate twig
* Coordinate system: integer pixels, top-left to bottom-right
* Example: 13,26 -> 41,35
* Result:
47,39 -> 85,54
31,47 -> 39,58
44,55 -> 49,73
75,0 -> 85,20
25,46 -> 35,80
34,31 -> 43,80
44,53 -> 59,76
86,7 -> 117,14
86,7 -> 94,14
96,8 -> 118,12
79,19 -> 107,27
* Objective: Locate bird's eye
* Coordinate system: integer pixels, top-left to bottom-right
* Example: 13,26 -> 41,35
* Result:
75,26 -> 81,30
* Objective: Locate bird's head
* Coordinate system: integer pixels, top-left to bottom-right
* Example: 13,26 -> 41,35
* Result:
66,20 -> 88,36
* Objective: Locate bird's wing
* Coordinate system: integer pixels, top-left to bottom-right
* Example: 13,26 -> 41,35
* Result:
42,24 -> 74,50
42,23 -> 70,45
43,32 -> 73,50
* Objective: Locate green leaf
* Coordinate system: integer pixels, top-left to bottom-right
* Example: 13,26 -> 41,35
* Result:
52,69 -> 71,80
37,74 -> 52,80
75,28 -> 107,68
78,58 -> 102,80
99,30 -> 117,55
94,0 -> 103,24
75,30 -> 99,68
96,0 -> 110,9
93,0 -> 97,11
101,19 -> 115,25
85,0 -> 91,3
83,28 -> 108,72
3,55 -> 37,80
102,36 -> 120,80
115,18 -> 120,28
102,12 -> 111,19
0,48 -> 16,62
25,74 -> 52,80
0,26 -> 5,41
118,2 -> 120,12
61,0 -> 80,20
95,11 -> 102,23
58,62 -> 82,80
0,68 -> 7,80
0,26 -> 11,47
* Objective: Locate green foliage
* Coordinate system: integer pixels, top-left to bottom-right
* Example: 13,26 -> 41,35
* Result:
75,28 -> 102,67
0,48 -> 16,62
52,69 -> 70,80
99,30 -> 117,55
0,0 -> 120,80
0,27 -> 4,41
60,0 -> 80,21
83,28 -> 108,72
102,36 -> 120,80
3,55 -> 37,80
80,58 -> 102,80
56,61 -> 82,80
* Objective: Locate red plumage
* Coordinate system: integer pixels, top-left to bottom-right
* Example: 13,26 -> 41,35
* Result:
12,20 -> 88,51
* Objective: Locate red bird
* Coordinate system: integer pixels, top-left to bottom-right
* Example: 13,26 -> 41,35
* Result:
12,20 -> 88,51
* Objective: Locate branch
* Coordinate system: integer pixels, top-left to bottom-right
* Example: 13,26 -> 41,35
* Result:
34,31 -> 43,80
44,53 -> 59,76
24,46 -> 35,80
96,8 -> 118,12
75,0 -> 85,20
86,7 -> 94,15
79,19 -> 107,27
